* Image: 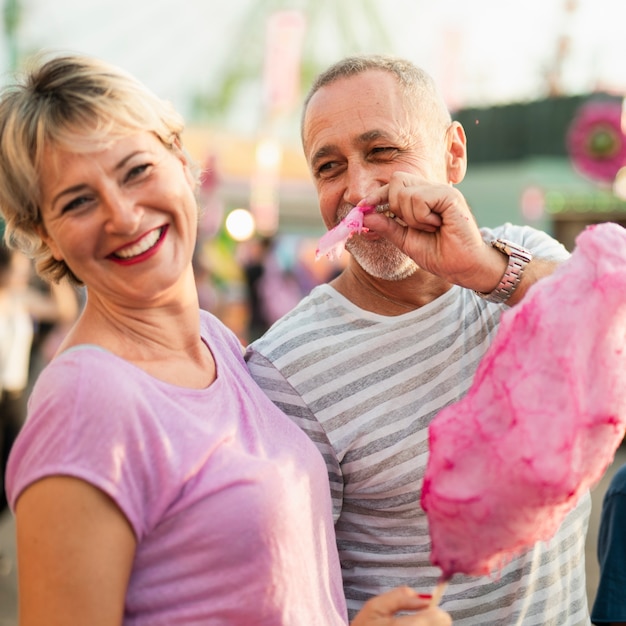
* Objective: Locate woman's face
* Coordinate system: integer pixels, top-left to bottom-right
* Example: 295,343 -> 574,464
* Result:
38,131 -> 198,306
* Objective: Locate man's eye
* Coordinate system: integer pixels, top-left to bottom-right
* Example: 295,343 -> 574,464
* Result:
316,161 -> 339,177
371,147 -> 396,155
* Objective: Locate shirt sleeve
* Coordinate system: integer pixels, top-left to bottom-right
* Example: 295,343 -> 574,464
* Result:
245,347 -> 344,522
480,223 -> 571,262
6,352 -> 174,540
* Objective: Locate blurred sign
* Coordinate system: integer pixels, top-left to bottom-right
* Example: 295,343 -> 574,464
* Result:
520,186 -> 545,221
262,10 -> 307,117
250,137 -> 282,236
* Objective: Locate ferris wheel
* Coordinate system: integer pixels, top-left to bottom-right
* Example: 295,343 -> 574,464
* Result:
191,0 -> 394,126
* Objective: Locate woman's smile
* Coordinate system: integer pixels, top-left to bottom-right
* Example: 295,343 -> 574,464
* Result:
109,225 -> 168,264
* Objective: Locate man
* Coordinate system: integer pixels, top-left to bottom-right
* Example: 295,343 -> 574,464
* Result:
245,55 -> 590,625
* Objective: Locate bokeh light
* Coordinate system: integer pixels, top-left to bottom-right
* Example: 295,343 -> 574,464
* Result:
225,208 -> 256,241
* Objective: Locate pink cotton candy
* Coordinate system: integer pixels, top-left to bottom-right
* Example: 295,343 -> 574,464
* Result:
315,205 -> 376,261
421,222 -> 626,580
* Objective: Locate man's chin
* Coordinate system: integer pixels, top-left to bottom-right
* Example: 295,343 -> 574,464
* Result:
347,239 -> 418,281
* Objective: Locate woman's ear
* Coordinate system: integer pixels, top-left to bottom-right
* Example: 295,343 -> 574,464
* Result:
36,224 -> 63,261
446,121 -> 468,184
171,136 -> 188,164
171,137 -> 197,188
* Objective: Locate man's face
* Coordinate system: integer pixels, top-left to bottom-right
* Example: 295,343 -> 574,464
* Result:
302,70 -> 452,279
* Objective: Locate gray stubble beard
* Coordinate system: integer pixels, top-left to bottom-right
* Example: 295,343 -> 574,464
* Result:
346,236 -> 418,281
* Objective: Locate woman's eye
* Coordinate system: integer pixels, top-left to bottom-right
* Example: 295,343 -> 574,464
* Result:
61,196 -> 91,213
126,163 -> 151,181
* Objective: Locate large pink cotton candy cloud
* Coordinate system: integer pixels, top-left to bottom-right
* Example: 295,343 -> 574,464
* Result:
421,222 -> 626,580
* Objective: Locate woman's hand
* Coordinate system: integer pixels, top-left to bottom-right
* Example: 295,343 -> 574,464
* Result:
350,586 -> 452,626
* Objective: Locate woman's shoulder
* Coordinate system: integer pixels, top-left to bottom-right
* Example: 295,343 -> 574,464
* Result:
199,309 -> 246,357
30,346 -> 162,426
39,344 -> 136,389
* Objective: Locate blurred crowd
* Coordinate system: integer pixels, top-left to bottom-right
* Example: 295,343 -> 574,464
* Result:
194,231 -> 345,344
0,241 -> 81,572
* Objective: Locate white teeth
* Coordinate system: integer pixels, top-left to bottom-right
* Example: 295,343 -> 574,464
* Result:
115,228 -> 162,259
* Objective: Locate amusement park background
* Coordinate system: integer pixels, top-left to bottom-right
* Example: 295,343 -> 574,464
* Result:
1,0 -> 626,622
3,0 -> 626,344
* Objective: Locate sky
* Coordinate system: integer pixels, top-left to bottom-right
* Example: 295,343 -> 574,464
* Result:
2,0 -> 626,134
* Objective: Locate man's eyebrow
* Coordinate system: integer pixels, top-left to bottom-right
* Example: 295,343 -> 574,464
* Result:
358,130 -> 386,142
309,130 -> 395,168
310,145 -> 338,167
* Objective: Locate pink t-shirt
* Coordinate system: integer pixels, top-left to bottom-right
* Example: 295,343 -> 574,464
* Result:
7,311 -> 348,625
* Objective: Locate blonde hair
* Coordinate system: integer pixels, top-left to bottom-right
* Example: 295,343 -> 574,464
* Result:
0,51 -> 187,284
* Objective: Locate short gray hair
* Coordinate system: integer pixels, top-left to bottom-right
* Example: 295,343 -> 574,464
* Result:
301,54 -> 451,143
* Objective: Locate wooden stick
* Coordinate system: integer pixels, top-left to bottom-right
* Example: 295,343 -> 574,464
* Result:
429,580 -> 448,607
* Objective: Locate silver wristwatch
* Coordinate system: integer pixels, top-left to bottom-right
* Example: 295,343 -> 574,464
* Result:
475,239 -> 533,304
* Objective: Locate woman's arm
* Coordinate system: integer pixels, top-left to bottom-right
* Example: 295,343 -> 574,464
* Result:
15,476 -> 136,626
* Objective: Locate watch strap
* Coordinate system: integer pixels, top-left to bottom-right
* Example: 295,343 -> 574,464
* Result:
475,239 -> 533,304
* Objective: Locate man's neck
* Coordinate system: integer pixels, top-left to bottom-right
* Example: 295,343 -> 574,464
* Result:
330,264 -> 453,316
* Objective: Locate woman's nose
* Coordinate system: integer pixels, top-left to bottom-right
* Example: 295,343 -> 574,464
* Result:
102,192 -> 143,234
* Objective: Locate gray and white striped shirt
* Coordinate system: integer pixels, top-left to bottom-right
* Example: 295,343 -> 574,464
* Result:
246,224 -> 591,625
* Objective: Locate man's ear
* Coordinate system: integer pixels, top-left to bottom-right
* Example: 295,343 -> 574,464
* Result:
446,121 -> 467,185
36,225 -> 63,261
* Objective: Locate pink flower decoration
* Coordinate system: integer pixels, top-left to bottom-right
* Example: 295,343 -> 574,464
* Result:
567,99 -> 626,185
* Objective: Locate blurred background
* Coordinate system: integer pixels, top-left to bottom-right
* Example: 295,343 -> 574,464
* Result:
0,0 -> 626,342
1,1 -> 626,622
2,0 -> 626,343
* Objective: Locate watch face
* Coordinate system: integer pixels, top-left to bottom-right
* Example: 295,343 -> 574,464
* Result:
493,240 -> 512,256
494,239 -> 533,263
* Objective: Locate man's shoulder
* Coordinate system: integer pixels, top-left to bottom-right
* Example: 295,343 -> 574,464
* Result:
246,283 -> 360,373
250,284 -> 335,342
480,222 -> 547,241
481,222 -> 570,260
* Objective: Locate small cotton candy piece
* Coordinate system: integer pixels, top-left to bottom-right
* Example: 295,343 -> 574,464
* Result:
315,205 -> 375,261
421,222 -> 626,580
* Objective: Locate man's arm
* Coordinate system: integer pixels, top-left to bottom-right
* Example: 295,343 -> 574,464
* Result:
504,257 -> 562,307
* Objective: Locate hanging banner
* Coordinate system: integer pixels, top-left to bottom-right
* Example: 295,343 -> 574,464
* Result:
262,10 -> 307,117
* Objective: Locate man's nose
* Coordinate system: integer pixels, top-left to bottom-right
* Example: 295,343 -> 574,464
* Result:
343,163 -> 380,206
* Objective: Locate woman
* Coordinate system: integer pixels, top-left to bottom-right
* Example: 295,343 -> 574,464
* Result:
0,53 -> 451,626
